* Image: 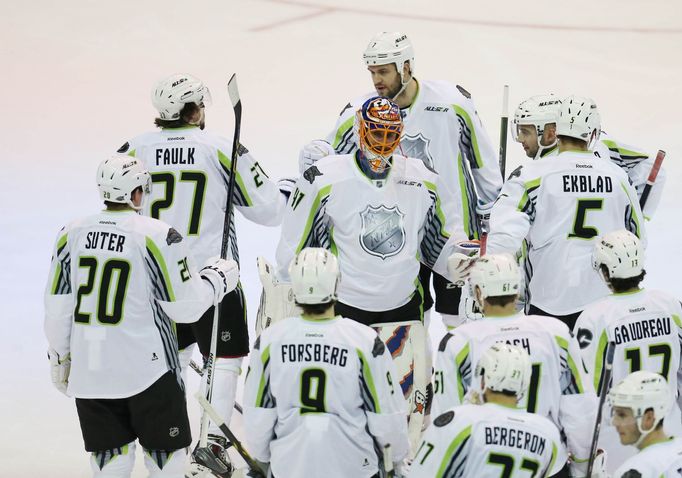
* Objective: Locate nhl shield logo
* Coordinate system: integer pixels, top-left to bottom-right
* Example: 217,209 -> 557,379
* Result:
401,133 -> 435,170
359,205 -> 406,260
169,427 -> 179,437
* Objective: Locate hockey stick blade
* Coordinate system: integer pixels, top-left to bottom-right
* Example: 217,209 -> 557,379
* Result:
639,149 -> 665,209
586,341 -> 616,477
227,74 -> 241,109
195,392 -> 266,477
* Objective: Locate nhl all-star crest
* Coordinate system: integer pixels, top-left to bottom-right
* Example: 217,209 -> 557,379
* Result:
359,205 -> 406,260
400,132 -> 435,170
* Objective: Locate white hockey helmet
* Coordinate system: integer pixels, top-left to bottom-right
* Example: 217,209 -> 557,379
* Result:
468,254 -> 520,307
289,248 -> 340,305
556,95 -> 601,147
363,32 -> 415,85
592,229 -> 644,280
608,371 -> 672,443
512,94 -> 562,159
96,155 -> 151,210
151,73 -> 212,120
475,343 -> 532,403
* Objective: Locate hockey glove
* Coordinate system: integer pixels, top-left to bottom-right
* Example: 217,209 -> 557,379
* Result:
298,139 -> 335,174
200,258 -> 239,303
569,450 -> 607,478
447,240 -> 480,286
48,348 -> 70,395
277,177 -> 296,200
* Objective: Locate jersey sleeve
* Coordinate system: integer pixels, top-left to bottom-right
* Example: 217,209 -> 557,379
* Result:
618,176 -> 647,247
451,95 -> 503,205
242,335 -> 278,462
326,102 -> 359,154
215,142 -> 286,227
44,227 -> 74,357
409,413 -> 473,478
359,335 -> 410,464
554,330 -> 598,462
486,166 -> 535,255
275,174 -> 331,280
143,228 -> 214,324
432,333 -> 472,417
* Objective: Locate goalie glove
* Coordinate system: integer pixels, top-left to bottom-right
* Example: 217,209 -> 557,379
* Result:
255,257 -> 300,335
447,240 -> 480,286
48,348 -> 70,395
200,258 -> 240,303
298,140 -> 335,174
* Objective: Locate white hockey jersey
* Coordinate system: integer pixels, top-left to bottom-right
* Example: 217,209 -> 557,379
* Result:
540,133 -> 666,220
487,150 -> 646,315
574,289 -> 682,440
242,315 -> 409,478
44,211 -> 214,398
276,153 -> 466,312
612,436 -> 682,478
120,126 -> 284,265
408,403 -> 566,478
433,312 -> 596,462
327,80 -> 503,240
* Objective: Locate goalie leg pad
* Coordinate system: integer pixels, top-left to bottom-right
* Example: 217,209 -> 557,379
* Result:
372,320 -> 428,456
90,441 -> 136,478
206,357 -> 242,438
255,257 -> 300,335
143,447 -> 187,477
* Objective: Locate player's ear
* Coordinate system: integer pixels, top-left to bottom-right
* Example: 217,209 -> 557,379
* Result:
403,61 -> 412,78
474,286 -> 483,305
545,123 -> 557,141
642,408 -> 656,431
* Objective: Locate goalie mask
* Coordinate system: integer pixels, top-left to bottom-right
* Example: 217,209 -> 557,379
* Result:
354,96 -> 403,174
97,155 -> 152,210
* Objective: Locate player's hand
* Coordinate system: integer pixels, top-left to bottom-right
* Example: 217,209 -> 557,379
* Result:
448,240 -> 480,286
568,450 -> 607,478
48,349 -> 70,395
277,177 -> 296,200
298,140 -> 335,173
476,200 -> 494,234
200,258 -> 239,303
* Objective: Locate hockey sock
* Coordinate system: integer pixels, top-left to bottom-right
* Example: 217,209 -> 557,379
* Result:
178,343 -> 196,387
206,357 -> 242,439
441,313 -> 465,329
90,441 -> 136,478
143,447 -> 187,477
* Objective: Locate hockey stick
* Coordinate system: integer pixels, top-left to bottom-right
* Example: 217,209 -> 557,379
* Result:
480,85 -> 509,256
639,149 -> 665,210
586,341 -> 615,477
199,73 -> 243,449
190,360 -> 243,414
195,392 -> 267,478
382,444 -> 395,478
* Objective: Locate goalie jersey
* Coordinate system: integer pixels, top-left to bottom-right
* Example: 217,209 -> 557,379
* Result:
242,315 -> 409,478
433,312 -> 596,462
119,126 -> 284,265
574,289 -> 682,437
487,150 -> 646,315
408,403 -> 565,478
44,211 -> 214,398
276,153 -> 465,312
327,80 -> 503,240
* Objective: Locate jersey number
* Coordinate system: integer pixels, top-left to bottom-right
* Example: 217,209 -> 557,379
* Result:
74,257 -> 131,325
151,171 -> 207,236
625,343 -> 672,379
488,453 -> 540,478
526,363 -> 542,413
568,198 -> 603,239
300,368 -> 326,414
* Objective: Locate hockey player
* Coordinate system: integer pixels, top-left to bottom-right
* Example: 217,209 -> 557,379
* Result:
273,96 -> 478,452
573,229 -> 682,471
608,371 -> 682,477
409,344 -> 568,477
432,254 -> 597,477
487,95 -> 646,329
243,248 -> 410,478
117,73 -> 285,472
44,155 -> 239,478
512,94 -> 666,220
298,31 -> 503,330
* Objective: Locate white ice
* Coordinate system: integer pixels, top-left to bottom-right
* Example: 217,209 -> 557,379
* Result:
2,0 -> 681,475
